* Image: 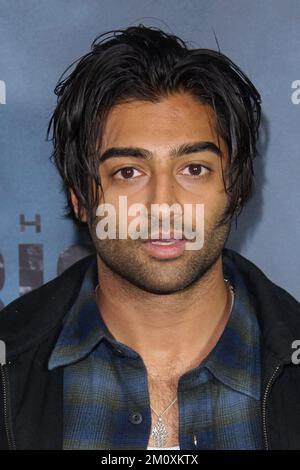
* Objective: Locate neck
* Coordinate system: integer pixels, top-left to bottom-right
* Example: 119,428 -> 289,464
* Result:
95,254 -> 232,373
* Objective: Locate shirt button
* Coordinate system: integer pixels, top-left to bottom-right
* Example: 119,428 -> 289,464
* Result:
129,412 -> 143,424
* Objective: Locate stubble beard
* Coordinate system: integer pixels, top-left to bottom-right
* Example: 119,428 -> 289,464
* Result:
87,209 -> 232,295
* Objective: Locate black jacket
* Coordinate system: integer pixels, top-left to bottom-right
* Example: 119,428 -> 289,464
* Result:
0,247 -> 300,450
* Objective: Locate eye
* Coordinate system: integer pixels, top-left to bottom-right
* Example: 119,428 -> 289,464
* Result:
113,167 -> 142,180
180,164 -> 210,177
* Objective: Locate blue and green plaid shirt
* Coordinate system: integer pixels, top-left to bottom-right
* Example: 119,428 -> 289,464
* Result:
48,250 -> 262,450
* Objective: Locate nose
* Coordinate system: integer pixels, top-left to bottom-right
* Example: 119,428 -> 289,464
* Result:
147,172 -> 182,230
149,171 -> 178,208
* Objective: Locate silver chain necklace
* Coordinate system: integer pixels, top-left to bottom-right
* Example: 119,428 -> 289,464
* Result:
149,278 -> 235,448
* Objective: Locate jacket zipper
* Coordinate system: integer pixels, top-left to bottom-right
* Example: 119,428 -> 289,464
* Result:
262,363 -> 282,450
0,363 -> 16,450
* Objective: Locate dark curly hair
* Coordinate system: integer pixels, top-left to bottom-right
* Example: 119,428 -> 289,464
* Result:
47,24 -> 261,228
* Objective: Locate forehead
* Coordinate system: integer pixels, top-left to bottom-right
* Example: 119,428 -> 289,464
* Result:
100,92 -> 225,153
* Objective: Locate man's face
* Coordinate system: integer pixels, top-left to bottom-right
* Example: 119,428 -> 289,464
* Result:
87,91 -> 232,294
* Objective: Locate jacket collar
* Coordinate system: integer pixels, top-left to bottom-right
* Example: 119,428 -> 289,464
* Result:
222,248 -> 300,364
0,254 -> 95,359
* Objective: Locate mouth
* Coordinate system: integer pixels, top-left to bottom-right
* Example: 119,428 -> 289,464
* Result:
142,233 -> 186,259
150,239 -> 179,245
144,231 -> 186,242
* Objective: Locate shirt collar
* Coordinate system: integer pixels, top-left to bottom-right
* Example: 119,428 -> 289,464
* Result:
48,255 -> 139,371
48,250 -> 261,401
202,251 -> 261,400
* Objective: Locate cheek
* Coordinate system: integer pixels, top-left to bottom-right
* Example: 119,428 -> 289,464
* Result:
200,191 -> 228,226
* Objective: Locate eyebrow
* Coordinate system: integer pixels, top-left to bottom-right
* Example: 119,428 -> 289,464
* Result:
99,141 -> 223,163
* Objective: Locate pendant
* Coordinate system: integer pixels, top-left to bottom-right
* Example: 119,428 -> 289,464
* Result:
151,416 -> 168,447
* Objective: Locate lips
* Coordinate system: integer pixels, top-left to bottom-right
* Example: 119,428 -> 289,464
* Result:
142,235 -> 186,259
144,231 -> 185,242
151,238 -> 177,245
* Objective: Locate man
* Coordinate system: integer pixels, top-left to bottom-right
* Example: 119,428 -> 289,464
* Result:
1,25 -> 300,451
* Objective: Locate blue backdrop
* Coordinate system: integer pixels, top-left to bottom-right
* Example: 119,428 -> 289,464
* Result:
0,0 -> 299,309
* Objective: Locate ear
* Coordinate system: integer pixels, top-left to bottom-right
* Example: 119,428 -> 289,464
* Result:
69,188 -> 87,223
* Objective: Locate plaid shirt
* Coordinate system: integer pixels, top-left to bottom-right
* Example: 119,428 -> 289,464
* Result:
48,250 -> 262,450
